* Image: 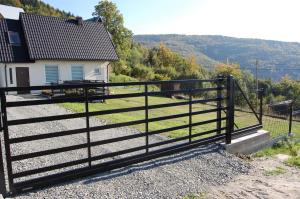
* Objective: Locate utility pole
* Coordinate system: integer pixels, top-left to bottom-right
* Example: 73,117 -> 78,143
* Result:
256,59 -> 259,109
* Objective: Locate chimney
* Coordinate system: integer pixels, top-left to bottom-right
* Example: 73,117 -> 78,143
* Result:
76,16 -> 83,26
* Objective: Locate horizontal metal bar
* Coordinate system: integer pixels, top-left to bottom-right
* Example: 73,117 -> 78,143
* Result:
191,117 -> 227,127
7,113 -> 86,126
88,106 -> 146,117
89,119 -> 146,132
148,98 -> 224,110
1,79 -> 220,92
232,124 -> 262,138
6,97 -> 85,107
147,87 -> 224,96
11,143 -> 88,161
12,158 -> 90,178
13,133 -> 226,192
88,92 -> 145,100
7,93 -> 225,109
9,127 -> 88,144
148,108 -> 226,123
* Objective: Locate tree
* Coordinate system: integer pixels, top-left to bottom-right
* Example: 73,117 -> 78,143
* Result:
93,0 -> 133,62
215,63 -> 242,78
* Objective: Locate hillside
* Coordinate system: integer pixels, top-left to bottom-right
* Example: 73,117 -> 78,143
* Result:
134,34 -> 300,80
0,0 -> 73,18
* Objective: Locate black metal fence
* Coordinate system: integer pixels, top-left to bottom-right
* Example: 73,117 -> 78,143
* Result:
0,76 -> 261,196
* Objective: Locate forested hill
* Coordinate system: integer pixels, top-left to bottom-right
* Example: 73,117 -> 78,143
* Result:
0,0 -> 73,18
134,34 -> 300,80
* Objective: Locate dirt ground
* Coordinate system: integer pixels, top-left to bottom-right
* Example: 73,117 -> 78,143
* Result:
205,156 -> 300,199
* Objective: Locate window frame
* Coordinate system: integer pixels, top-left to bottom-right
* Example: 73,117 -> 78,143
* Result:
45,65 -> 59,84
7,31 -> 21,46
9,68 -> 13,84
71,65 -> 84,81
94,68 -> 101,75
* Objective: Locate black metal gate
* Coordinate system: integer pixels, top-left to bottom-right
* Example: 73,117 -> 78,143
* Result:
0,76 -> 260,195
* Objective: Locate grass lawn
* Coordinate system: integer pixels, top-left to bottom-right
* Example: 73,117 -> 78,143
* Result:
61,87 -> 300,139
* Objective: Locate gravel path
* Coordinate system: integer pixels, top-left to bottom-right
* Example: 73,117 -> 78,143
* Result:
3,95 -> 250,199
206,156 -> 300,199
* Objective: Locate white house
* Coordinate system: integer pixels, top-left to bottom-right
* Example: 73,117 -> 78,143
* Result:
0,6 -> 118,94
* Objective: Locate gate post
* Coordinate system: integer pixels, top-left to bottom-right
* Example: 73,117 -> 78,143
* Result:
216,75 -> 223,134
288,101 -> 293,136
0,90 -> 15,194
258,89 -> 264,125
226,75 -> 235,144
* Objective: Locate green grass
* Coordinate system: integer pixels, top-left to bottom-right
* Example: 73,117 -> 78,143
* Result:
61,87 -> 300,139
256,139 -> 300,157
182,193 -> 206,199
264,166 -> 286,176
285,156 -> 300,169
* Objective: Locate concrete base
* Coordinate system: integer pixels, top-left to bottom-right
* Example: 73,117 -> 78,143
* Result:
222,130 -> 270,154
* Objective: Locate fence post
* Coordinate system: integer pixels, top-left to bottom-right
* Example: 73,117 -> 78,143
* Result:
145,83 -> 149,153
0,91 -> 13,194
216,75 -> 222,134
84,87 -> 92,167
188,88 -> 192,143
259,89 -> 264,125
226,75 -> 234,144
288,101 -> 293,136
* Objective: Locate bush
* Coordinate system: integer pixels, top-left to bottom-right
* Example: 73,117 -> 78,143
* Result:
109,73 -> 138,83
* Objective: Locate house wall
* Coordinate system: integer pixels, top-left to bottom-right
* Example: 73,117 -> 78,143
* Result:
3,60 -> 109,93
0,64 -> 5,87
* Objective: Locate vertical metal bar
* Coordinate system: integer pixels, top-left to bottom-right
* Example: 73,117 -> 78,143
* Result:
259,89 -> 263,125
216,76 -> 222,134
145,83 -> 149,153
188,88 -> 192,143
226,75 -> 234,144
0,94 -> 6,195
288,101 -> 293,136
0,136 -> 6,196
0,91 -> 13,193
84,87 -> 92,167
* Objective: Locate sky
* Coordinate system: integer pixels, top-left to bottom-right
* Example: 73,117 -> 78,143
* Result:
43,0 -> 300,42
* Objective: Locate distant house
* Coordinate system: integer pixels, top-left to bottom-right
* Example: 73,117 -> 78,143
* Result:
0,5 -> 118,93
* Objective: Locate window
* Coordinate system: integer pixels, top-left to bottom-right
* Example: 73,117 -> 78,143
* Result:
8,31 -> 21,46
71,66 -> 84,80
94,68 -> 101,75
9,68 -> 13,84
45,65 -> 59,84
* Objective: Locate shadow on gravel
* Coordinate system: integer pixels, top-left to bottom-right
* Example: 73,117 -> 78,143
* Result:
83,144 -> 222,185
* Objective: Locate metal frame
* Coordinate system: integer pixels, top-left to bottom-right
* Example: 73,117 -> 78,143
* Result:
0,77 -> 246,195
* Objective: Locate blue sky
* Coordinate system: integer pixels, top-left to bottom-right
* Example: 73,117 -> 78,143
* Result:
43,0 -> 300,42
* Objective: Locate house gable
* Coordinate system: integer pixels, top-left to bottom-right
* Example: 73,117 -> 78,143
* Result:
20,13 -> 118,62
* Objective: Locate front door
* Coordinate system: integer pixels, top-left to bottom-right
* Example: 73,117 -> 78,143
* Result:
16,67 -> 30,94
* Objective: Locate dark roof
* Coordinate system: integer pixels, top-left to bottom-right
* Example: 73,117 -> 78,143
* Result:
0,18 -> 30,62
21,13 -> 118,61
0,13 -> 118,63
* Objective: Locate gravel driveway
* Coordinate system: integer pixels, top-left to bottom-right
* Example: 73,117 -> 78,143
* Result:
3,95 -> 250,199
